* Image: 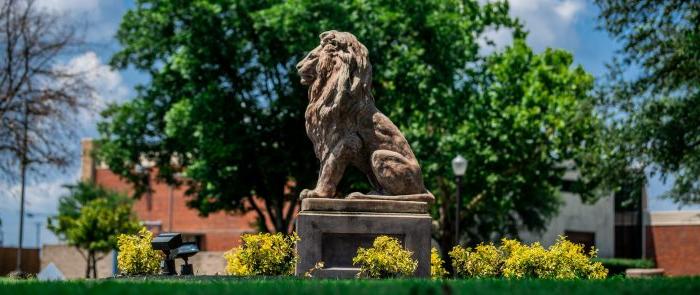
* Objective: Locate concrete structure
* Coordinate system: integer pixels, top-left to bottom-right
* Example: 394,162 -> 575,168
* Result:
646,211 -> 700,276
295,198 -> 431,278
40,245 -> 114,279
40,244 -> 227,278
519,192 -> 615,258
518,165 -> 616,257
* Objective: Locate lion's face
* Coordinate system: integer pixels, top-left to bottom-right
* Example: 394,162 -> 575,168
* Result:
296,31 -> 371,93
296,44 -> 322,86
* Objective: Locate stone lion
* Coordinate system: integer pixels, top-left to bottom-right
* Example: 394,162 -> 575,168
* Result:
296,30 -> 434,203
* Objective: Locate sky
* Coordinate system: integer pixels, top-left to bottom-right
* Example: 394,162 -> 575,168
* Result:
0,0 -> 698,248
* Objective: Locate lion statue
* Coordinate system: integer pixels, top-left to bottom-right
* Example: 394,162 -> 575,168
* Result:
296,30 -> 434,203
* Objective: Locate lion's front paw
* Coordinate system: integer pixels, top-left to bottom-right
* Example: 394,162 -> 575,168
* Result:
300,189 -> 332,199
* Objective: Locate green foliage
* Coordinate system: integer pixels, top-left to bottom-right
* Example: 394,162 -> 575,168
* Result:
352,236 -> 418,278
4,278 -> 700,295
47,181 -> 141,278
101,1 -> 604,255
595,1 -> 700,204
593,258 -> 655,276
224,232 -> 300,276
450,237 -> 607,279
116,228 -> 163,276
430,248 -> 448,279
449,243 -> 502,278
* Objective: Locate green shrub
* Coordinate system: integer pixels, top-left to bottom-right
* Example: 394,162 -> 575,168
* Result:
450,243 -> 502,278
352,236 -> 418,278
430,248 -> 448,279
223,232 -> 299,276
116,227 -> 162,275
450,236 -> 608,279
594,258 -> 655,275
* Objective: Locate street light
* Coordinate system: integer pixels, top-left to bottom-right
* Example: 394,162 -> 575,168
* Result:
451,155 -> 467,245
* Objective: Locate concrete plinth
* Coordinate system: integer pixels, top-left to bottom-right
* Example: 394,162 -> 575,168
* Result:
295,198 -> 432,278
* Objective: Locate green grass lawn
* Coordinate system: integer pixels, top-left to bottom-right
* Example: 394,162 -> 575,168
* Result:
2,277 -> 700,295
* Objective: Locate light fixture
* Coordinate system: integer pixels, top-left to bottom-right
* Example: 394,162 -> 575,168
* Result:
451,155 -> 467,177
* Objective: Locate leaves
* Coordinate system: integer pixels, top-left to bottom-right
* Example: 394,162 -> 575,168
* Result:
100,0 -> 604,249
595,0 -> 700,204
116,228 -> 163,275
353,236 -> 418,279
449,237 -> 608,279
47,182 -> 141,252
223,232 -> 300,276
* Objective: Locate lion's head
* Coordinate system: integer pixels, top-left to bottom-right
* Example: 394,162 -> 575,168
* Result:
296,30 -> 372,101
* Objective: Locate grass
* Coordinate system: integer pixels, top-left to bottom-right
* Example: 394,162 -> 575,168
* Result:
2,277 -> 700,295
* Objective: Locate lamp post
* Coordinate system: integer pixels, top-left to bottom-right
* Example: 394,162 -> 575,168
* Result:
451,155 -> 467,246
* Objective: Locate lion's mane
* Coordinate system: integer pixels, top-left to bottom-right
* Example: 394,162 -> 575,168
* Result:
305,31 -> 375,162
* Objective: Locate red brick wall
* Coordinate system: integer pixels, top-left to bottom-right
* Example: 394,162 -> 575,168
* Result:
646,225 -> 700,276
94,168 -> 258,251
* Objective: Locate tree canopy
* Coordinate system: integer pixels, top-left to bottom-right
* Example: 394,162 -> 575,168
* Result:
595,0 -> 700,204
99,0 -> 604,255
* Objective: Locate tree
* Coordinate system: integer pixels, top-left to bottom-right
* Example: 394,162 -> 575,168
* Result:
48,181 -> 141,278
98,0 -> 519,233
100,0 -> 603,258
0,0 -> 91,177
0,0 -> 92,272
595,0 -> 700,204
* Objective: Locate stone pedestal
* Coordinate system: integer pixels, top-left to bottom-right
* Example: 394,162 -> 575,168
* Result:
295,198 -> 432,278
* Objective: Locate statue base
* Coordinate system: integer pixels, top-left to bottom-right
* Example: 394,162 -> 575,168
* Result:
295,198 -> 432,278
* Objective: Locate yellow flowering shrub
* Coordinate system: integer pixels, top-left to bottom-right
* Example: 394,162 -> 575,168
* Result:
547,237 -> 607,279
450,236 -> 608,279
223,232 -> 299,276
352,236 -> 418,278
430,247 -> 448,279
450,243 -> 502,278
116,227 -> 162,275
500,239 -> 550,278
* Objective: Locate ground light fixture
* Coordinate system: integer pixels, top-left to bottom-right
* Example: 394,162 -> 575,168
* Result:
151,232 -> 200,275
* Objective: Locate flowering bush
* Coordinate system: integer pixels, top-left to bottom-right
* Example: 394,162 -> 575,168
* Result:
430,248 -> 448,279
224,232 -> 299,276
352,236 -> 417,278
450,243 -> 502,278
116,227 -> 162,275
450,236 -> 607,279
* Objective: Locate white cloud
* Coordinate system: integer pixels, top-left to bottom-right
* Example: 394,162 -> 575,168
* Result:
35,0 -> 128,43
53,51 -> 129,127
479,0 -> 587,53
35,0 -> 100,14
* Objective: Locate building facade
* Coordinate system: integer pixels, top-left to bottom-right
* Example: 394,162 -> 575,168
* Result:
81,139 -> 259,251
646,211 -> 700,276
519,192 -> 615,258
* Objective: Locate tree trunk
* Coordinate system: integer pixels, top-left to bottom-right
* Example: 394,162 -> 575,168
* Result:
85,250 -> 97,278
91,252 -> 97,278
84,250 -> 91,278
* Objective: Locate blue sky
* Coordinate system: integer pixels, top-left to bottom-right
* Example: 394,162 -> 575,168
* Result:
0,0 -> 697,248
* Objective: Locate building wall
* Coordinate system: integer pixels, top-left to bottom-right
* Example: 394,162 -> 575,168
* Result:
40,244 -> 227,278
0,248 -> 39,275
40,245 -> 114,279
93,169 -> 258,251
519,192 -> 615,258
80,138 -> 259,252
646,211 -> 700,276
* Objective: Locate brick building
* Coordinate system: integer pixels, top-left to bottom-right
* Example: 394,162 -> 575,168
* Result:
646,211 -> 700,276
81,139 -> 259,251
